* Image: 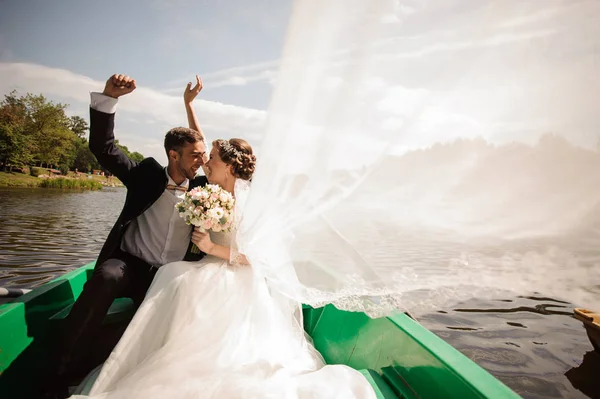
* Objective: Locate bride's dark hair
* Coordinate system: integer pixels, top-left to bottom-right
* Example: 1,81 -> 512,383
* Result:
212,138 -> 256,180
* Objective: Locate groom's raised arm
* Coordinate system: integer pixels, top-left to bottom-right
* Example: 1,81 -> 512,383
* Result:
89,74 -> 138,186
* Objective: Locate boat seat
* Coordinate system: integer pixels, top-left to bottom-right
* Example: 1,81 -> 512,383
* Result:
49,297 -> 135,325
358,369 -> 397,399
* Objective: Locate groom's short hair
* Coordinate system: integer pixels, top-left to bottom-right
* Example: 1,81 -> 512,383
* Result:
164,127 -> 204,155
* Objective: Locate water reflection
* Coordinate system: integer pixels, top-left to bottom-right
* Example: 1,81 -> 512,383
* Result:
420,295 -> 597,398
0,187 -> 123,287
566,351 -> 600,399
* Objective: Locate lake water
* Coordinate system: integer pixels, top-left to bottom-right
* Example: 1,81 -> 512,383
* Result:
0,187 -> 597,398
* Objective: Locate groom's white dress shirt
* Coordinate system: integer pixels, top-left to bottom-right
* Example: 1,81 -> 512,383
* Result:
91,92 -> 193,267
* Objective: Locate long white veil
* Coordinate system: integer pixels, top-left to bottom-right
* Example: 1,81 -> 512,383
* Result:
237,0 -> 600,316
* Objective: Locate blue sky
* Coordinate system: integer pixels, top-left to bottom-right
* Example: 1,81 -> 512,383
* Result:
0,0 -> 291,161
1,0 -> 598,165
0,0 -> 290,108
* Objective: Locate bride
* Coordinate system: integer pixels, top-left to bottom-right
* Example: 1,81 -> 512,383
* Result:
70,135 -> 376,398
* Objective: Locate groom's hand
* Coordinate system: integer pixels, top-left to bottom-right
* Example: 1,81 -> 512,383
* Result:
103,74 -> 137,99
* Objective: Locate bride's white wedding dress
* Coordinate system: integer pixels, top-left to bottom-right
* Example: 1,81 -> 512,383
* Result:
71,228 -> 376,398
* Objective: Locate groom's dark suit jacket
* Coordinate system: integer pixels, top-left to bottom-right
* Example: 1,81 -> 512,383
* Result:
89,107 -> 207,266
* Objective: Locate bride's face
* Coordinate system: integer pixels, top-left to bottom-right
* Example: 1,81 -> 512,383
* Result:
204,147 -> 232,186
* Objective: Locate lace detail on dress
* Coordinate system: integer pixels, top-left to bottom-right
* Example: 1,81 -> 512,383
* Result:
229,249 -> 246,267
210,229 -> 246,266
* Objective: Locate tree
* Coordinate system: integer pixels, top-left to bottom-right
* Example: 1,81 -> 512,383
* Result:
72,139 -> 100,173
22,93 -> 76,168
0,91 -> 35,171
130,151 -> 144,163
0,89 -> 145,174
115,140 -> 145,162
69,116 -> 88,138
0,121 -> 33,171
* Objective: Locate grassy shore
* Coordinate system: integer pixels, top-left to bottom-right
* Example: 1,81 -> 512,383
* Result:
0,171 -> 42,187
0,171 -> 122,190
39,178 -> 103,190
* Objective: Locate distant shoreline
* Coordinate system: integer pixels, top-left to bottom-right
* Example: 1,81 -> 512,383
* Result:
0,171 -> 123,190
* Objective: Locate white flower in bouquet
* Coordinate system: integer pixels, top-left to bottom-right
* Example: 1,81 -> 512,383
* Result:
175,184 -> 235,253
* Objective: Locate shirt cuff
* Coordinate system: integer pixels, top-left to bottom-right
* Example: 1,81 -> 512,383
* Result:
90,92 -> 118,114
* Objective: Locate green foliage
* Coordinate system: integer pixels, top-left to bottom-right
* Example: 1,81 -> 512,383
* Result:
0,171 -> 40,187
130,151 -> 145,163
72,139 -> 101,173
58,164 -> 70,176
115,141 -> 146,163
69,116 -> 88,138
0,90 -> 144,175
0,91 -> 36,170
0,121 -> 34,170
30,167 -> 43,177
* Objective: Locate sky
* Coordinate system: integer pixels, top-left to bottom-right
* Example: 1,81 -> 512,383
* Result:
0,0 -> 598,165
0,0 -> 291,162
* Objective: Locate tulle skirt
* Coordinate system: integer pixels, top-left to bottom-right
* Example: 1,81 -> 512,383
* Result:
70,257 -> 375,398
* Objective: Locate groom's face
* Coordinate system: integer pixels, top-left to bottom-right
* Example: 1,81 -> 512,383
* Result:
171,140 -> 207,180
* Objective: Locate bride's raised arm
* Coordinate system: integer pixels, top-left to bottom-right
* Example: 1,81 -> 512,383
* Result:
183,75 -> 209,175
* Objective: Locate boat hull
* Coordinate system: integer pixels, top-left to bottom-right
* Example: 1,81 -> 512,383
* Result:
0,262 -> 520,398
574,308 -> 600,353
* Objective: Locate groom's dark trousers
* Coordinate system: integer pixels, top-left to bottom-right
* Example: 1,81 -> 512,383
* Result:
43,105 -> 206,397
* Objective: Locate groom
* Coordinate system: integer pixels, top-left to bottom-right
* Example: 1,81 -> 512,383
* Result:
45,74 -> 209,397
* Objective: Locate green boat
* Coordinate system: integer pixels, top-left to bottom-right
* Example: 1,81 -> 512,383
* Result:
0,262 -> 520,398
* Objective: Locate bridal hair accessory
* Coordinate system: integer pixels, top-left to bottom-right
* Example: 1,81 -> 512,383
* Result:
175,184 -> 236,254
218,140 -> 241,158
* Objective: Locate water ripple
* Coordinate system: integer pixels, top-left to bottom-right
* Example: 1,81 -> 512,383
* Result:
0,187 -> 124,287
0,187 -> 596,398
419,295 -> 595,398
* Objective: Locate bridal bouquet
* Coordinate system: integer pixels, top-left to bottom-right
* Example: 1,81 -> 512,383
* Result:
175,184 -> 236,253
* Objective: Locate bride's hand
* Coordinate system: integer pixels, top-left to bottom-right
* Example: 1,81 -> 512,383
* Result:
191,227 -> 214,255
184,75 -> 203,104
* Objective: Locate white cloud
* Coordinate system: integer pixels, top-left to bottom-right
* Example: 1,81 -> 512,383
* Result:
162,7 -> 562,96
495,1 -> 596,30
0,62 -> 267,163
372,29 -> 559,62
198,26 -> 560,98
202,60 -> 279,80
381,0 -> 417,24
377,85 -> 484,146
209,69 -> 278,88
164,59 -> 280,92
499,7 -> 561,28
377,85 -> 430,115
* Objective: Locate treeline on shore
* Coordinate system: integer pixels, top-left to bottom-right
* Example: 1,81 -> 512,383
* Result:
0,90 -> 144,175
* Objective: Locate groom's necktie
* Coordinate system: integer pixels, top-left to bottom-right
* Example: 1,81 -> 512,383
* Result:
166,184 -> 187,192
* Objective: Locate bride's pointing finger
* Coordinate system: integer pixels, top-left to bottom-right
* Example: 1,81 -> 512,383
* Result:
193,75 -> 203,93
